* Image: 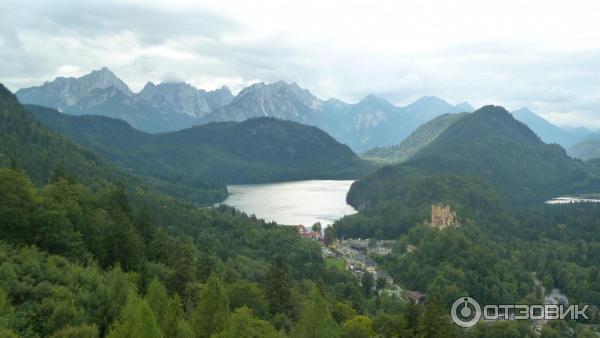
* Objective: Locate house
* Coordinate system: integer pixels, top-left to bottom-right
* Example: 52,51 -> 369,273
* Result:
297,225 -> 321,241
350,241 -> 368,252
405,290 -> 426,304
376,271 -> 394,285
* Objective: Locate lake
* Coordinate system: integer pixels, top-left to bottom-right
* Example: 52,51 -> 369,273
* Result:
221,180 -> 357,226
545,196 -> 600,204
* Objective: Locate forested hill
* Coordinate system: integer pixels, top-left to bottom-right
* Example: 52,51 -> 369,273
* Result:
351,105 -> 597,209
408,105 -> 596,204
28,104 -> 372,187
0,87 -> 226,204
0,84 -> 117,186
362,112 -> 469,164
335,105 -> 600,238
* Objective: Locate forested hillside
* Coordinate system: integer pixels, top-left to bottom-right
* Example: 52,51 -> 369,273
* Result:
362,113 -> 468,164
349,105 -> 598,214
336,105 -> 600,241
29,105 -> 372,188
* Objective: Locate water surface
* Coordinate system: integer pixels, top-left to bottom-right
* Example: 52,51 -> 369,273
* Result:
222,180 -> 357,226
545,196 -> 600,204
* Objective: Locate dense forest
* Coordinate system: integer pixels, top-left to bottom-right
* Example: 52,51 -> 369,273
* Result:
0,84 -> 459,337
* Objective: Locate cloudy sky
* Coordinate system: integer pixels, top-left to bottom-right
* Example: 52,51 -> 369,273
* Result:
2,0 -> 600,128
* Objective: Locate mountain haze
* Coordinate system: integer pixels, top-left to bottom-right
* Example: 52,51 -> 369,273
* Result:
362,112 -> 469,164
569,131 -> 600,160
512,107 -> 583,148
16,68 -> 233,133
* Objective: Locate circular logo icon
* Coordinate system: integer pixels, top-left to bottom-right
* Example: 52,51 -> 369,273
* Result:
451,296 -> 482,328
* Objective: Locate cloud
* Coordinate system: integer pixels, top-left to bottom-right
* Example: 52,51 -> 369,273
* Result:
1,0 -> 600,129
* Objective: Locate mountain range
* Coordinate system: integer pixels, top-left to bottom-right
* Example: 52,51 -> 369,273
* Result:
16,68 -> 474,152
16,67 -> 234,133
17,67 -> 591,155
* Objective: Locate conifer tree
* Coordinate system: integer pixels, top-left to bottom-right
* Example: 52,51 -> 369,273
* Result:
191,273 -> 230,338
266,255 -> 293,317
144,279 -> 169,333
417,297 -> 454,338
292,289 -> 339,338
106,292 -> 161,338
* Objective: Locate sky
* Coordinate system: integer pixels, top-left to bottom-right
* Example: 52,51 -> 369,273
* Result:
2,0 -> 600,128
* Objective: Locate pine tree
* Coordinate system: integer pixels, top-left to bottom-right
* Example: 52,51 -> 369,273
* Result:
163,294 -> 185,338
191,273 -> 230,338
405,300 -> 423,336
266,255 -> 293,317
109,182 -> 132,219
292,290 -> 339,338
106,292 -> 161,338
417,297 -> 454,338
361,272 -> 374,296
0,169 -> 38,244
144,279 -> 169,334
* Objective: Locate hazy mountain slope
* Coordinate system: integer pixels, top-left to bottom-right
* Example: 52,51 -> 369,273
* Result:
200,81 -> 322,125
512,108 -> 582,148
137,82 -> 233,117
402,96 -> 473,123
320,94 -> 411,152
16,68 -> 234,133
29,106 -> 372,185
569,131 -> 600,160
18,70 -> 479,151
362,113 -> 469,163
15,67 -> 132,112
349,106 -> 597,210
329,96 -> 474,152
61,86 -> 198,133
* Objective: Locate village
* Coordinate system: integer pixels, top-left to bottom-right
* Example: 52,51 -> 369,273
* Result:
296,203 -> 461,304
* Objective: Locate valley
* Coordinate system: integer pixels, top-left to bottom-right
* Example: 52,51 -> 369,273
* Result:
2,73 -> 600,337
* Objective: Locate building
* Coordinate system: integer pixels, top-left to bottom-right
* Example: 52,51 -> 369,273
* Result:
429,203 -> 458,229
350,241 -> 368,252
376,271 -> 394,285
405,290 -> 426,304
297,225 -> 321,241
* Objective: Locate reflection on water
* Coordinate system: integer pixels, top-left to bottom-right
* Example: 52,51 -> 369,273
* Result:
221,180 -> 357,226
545,196 -> 600,204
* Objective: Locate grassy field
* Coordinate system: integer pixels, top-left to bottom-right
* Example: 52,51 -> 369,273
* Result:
325,256 -> 346,271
